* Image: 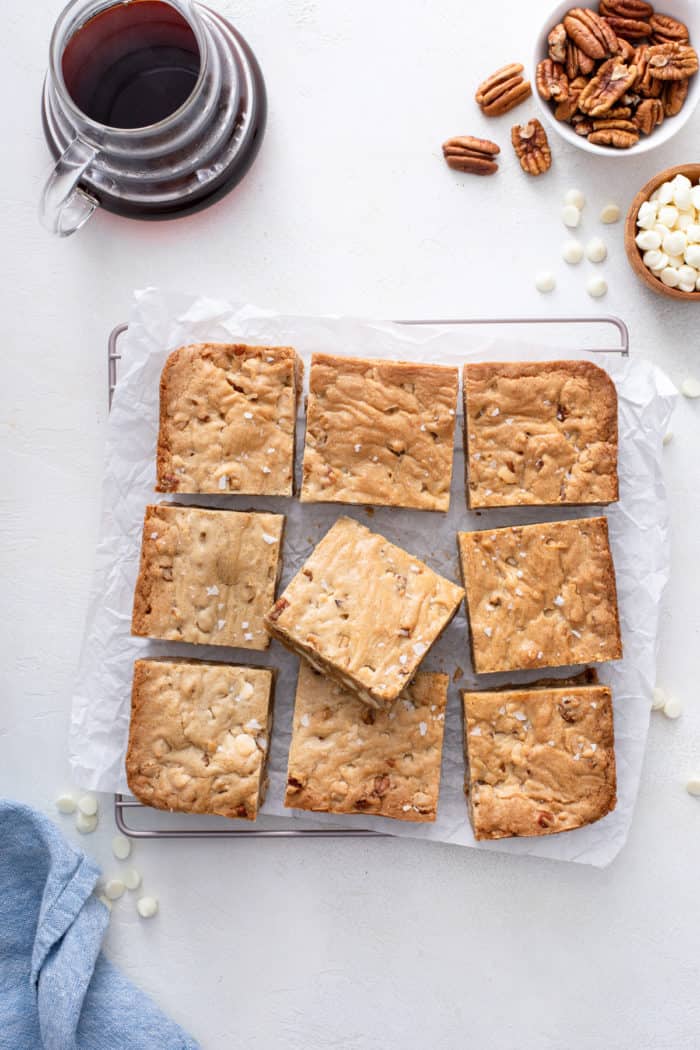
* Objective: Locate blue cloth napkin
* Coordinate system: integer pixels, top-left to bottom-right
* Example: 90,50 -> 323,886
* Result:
0,799 -> 199,1050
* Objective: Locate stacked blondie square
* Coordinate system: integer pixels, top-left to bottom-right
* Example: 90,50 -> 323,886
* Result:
125,341 -> 621,841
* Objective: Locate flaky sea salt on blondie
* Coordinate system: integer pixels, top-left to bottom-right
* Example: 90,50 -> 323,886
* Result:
265,516 -> 464,708
285,662 -> 449,821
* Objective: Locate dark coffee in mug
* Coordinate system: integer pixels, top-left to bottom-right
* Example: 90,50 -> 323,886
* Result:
62,0 -> 201,129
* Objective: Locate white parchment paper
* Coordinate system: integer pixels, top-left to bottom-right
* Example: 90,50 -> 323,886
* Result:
71,288 -> 676,866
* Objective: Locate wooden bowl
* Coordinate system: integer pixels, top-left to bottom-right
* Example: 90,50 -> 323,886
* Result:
625,164 -> 700,302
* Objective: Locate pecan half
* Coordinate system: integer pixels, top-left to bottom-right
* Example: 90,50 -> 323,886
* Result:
635,96 -> 665,133
475,63 -> 532,116
442,136 -> 500,175
578,57 -> 638,115
647,42 -> 699,80
564,7 -> 619,60
566,41 -> 596,79
616,37 -> 637,63
592,116 -> 640,132
603,14 -> 652,40
511,119 -> 552,175
548,23 -> 568,64
663,77 -> 689,116
574,116 -> 594,135
555,75 -> 587,120
650,13 -> 690,44
600,0 -> 653,17
588,127 -> 640,146
536,59 -> 569,101
634,44 -> 664,97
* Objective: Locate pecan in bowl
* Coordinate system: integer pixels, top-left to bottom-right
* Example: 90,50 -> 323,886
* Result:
532,1 -> 700,152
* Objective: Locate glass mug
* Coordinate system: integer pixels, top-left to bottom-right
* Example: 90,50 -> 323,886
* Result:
41,0 -> 266,236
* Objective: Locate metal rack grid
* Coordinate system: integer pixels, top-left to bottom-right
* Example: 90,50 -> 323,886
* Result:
110,314 -> 629,839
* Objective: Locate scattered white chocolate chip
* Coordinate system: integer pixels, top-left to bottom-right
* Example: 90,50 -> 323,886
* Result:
137,896 -> 159,919
600,203 -> 620,224
104,879 -> 125,901
565,189 -> 585,210
123,868 -> 142,891
55,793 -> 77,815
78,794 -> 98,817
562,204 -> 581,228
686,777 -> 700,797
76,812 -> 98,834
681,377 -> 700,398
651,686 -> 666,711
112,835 -> 131,861
662,431 -> 673,446
562,239 -> 584,264
663,696 -> 682,719
535,271 -> 556,293
586,237 -> 607,264
586,276 -> 607,298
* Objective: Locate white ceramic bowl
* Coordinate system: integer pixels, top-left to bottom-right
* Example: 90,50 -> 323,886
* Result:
532,0 -> 700,155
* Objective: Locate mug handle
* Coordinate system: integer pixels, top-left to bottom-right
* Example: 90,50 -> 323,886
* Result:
40,137 -> 100,237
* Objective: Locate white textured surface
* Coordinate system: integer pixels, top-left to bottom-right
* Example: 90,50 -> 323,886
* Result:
2,1 -> 700,1047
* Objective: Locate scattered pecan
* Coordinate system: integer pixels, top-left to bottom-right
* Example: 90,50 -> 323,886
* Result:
663,77 -> 689,117
635,96 -> 664,132
602,14 -> 652,40
634,44 -> 663,96
599,0 -> 653,17
564,7 -> 619,60
647,42 -> 699,80
588,126 -> 640,146
442,136 -> 500,175
536,58 -> 569,101
650,13 -> 689,44
578,56 -> 638,115
548,23 -> 568,64
511,119 -> 552,175
475,63 -> 532,116
555,75 -> 588,120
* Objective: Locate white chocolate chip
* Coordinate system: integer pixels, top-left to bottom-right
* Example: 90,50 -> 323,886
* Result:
600,203 -> 620,224
586,276 -> 607,298
681,377 -> 700,398
643,250 -> 668,272
234,732 -> 257,757
586,237 -> 607,264
658,181 -> 674,205
660,267 -> 680,288
123,868 -> 142,891
55,793 -> 76,815
636,201 -> 658,229
112,835 -> 131,860
685,244 -> 700,269
243,411 -> 253,419
218,476 -> 227,491
636,230 -> 662,252
104,879 -> 125,901
76,812 -> 98,834
261,532 -> 277,545
564,189 -> 585,210
562,204 -> 581,228
658,204 -> 679,229
239,681 -> 254,701
78,794 -> 98,817
562,239 -> 584,264
663,696 -> 682,719
136,896 -> 159,919
651,686 -> 666,710
663,230 -> 687,257
686,777 -> 700,797
419,722 -> 428,737
535,271 -> 556,293
300,714 -> 310,727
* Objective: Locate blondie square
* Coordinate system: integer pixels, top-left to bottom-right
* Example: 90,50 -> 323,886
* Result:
457,517 -> 622,674
463,360 -> 618,508
156,342 -> 302,496
462,679 -> 616,839
285,662 -> 449,822
300,353 -> 459,511
131,503 -> 284,650
265,516 -> 464,708
126,658 -> 274,821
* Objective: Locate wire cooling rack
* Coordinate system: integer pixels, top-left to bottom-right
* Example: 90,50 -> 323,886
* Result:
110,314 -> 629,839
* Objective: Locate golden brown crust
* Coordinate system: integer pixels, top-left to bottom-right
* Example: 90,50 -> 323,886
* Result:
156,343 -> 302,496
131,503 -> 284,650
264,516 -> 464,708
462,683 -> 617,839
457,517 -> 622,674
463,360 -> 619,508
300,353 -> 458,512
126,658 -> 274,820
285,663 -> 449,822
